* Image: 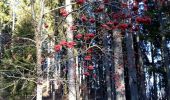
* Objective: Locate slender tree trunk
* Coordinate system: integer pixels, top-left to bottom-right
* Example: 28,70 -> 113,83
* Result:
103,33 -> 112,100
36,38 -> 43,100
35,0 -> 45,99
162,36 -> 170,99
36,38 -> 43,99
75,54 -> 80,100
134,34 -> 146,100
65,0 -> 76,100
150,42 -> 158,100
125,32 -> 139,100
113,30 -> 126,100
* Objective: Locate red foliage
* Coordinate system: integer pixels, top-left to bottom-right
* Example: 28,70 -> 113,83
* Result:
87,48 -> 93,53
103,0 -> 109,3
54,44 -> 62,52
101,24 -> 111,30
75,33 -> 83,39
70,25 -> 77,31
136,17 -> 143,23
121,3 -> 128,8
118,23 -> 128,30
120,13 -> 126,19
112,26 -> 117,30
84,55 -> 92,60
67,41 -> 77,48
60,8 -> 68,17
136,16 -> 151,24
88,65 -> 94,70
89,17 -> 95,23
113,13 -> 120,19
84,72 -> 90,76
113,21 -> 119,26
81,15 -> 88,22
132,5 -> 138,11
44,23 -> 48,28
106,21 -> 113,25
59,40 -> 67,46
85,33 -> 95,39
76,0 -> 85,4
84,36 -> 89,40
142,16 -> 151,24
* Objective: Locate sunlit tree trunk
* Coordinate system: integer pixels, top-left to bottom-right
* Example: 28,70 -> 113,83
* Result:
113,30 -> 126,100
75,53 -> 80,100
65,0 -> 76,100
35,0 -> 45,99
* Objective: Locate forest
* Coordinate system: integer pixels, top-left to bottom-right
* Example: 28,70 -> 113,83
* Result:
0,0 -> 170,100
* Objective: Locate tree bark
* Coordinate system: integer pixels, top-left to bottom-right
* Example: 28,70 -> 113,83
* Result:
65,0 -> 76,100
134,34 -> 146,100
35,0 -> 45,99
103,33 -> 112,100
125,32 -> 139,100
162,36 -> 170,99
113,30 -> 126,100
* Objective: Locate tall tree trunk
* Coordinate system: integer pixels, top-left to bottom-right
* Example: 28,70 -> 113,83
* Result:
103,33 -> 112,100
113,30 -> 126,100
134,34 -> 146,100
162,36 -> 170,99
35,0 -> 45,99
36,36 -> 43,100
125,32 -> 139,100
65,0 -> 76,100
150,42 -> 158,100
75,54 -> 80,100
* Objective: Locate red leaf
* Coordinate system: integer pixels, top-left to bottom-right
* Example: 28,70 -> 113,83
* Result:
89,17 -> 95,23
81,15 -> 87,22
60,8 -> 68,17
84,72 -> 90,76
113,21 -> 119,26
101,24 -> 111,30
67,41 -> 77,48
84,55 -> 92,61
88,65 -> 94,70
106,21 -> 113,25
54,44 -> 62,52
87,48 -> 93,53
121,3 -> 128,8
86,33 -> 95,38
136,17 -> 143,23
44,23 -> 48,28
75,34 -> 83,39
136,16 -> 151,24
60,40 -> 67,46
118,23 -> 128,30
113,13 -> 120,19
132,5 -> 138,11
76,0 -> 85,4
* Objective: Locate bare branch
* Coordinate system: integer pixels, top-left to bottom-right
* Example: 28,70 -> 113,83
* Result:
14,37 -> 36,44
